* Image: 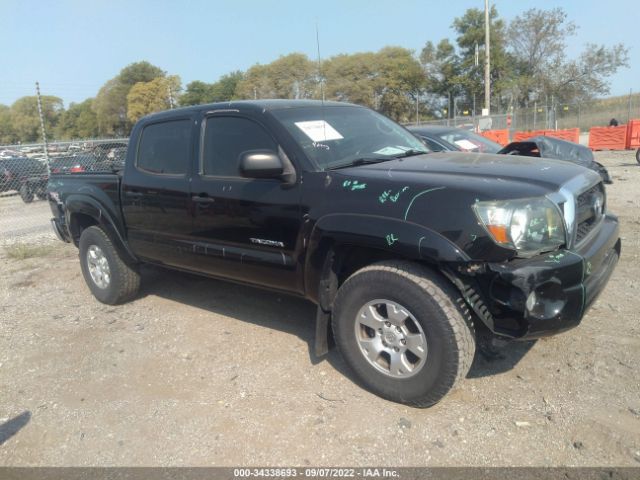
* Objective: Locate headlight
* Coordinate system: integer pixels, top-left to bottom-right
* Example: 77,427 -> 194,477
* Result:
473,197 -> 566,256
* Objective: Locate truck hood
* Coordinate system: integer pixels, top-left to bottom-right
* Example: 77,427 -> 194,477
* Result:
340,151 -> 597,198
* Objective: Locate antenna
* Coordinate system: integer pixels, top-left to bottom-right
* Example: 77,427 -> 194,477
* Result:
315,21 -> 325,103
315,20 -> 327,144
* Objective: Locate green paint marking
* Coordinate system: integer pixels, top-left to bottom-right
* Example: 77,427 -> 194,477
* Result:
403,187 -> 446,221
386,234 -> 399,246
342,180 -> 367,191
380,186 -> 409,204
545,253 -> 566,264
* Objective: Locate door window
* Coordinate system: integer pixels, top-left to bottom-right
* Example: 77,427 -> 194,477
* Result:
202,116 -> 277,177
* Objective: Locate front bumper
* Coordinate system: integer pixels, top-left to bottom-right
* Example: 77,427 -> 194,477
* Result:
483,213 -> 620,339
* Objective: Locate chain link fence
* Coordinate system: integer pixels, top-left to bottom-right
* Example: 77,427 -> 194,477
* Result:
0,139 -> 128,244
410,94 -> 640,135
406,113 -> 511,131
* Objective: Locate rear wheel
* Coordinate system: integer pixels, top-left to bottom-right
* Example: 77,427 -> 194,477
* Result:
636,148 -> 640,165
19,184 -> 33,203
79,226 -> 140,305
332,261 -> 475,407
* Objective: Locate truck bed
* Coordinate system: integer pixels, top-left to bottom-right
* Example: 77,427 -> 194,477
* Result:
48,172 -> 124,243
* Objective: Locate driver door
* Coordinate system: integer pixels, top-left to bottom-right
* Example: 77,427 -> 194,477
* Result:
187,113 -> 303,293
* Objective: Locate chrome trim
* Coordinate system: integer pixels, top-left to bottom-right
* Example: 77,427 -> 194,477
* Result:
575,215 -> 605,249
546,170 -> 601,249
50,218 -> 66,242
204,109 -> 240,115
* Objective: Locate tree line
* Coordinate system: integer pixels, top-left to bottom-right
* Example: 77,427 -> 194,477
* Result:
0,6 -> 628,144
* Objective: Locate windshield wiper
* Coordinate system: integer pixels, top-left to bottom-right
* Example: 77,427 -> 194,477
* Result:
393,149 -> 429,159
325,157 -> 391,170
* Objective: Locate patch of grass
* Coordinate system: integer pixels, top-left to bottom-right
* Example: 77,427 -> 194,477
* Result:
4,243 -> 54,260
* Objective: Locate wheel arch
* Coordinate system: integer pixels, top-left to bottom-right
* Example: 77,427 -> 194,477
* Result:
304,213 -> 469,311
65,195 -> 138,265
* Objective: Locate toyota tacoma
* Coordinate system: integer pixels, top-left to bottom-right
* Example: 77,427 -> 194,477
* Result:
48,100 -> 620,406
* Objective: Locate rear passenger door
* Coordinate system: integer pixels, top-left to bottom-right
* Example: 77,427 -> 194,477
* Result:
188,113 -> 302,293
122,116 -> 195,267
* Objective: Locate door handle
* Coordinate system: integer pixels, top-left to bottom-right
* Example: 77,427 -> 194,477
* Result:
125,191 -> 143,198
192,195 -> 215,203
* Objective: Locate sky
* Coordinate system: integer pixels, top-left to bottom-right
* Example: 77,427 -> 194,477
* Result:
1,0 -> 638,107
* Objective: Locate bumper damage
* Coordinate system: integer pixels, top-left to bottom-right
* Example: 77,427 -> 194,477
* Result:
476,214 -> 620,339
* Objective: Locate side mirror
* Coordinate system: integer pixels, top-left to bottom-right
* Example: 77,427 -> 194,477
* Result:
239,150 -> 284,179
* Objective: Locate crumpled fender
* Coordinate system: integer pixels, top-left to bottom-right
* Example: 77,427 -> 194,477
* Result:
303,213 -> 469,305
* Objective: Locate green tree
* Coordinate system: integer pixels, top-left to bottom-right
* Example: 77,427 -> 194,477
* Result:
9,96 -> 63,143
451,5 -> 514,111
55,99 -> 99,139
235,53 -> 317,99
0,105 -> 17,144
507,8 -> 628,104
551,44 -> 629,102
94,61 -> 165,136
420,39 -> 464,116
323,52 -> 378,107
210,71 -> 243,102
180,71 -> 244,106
374,47 -> 425,121
180,80 -> 214,106
126,75 -> 181,123
323,47 -> 424,121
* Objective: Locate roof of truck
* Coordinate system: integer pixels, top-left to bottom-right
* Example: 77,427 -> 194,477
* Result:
140,99 -> 361,123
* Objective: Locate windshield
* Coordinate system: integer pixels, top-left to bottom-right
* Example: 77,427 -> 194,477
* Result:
271,106 -> 429,170
435,129 -> 501,153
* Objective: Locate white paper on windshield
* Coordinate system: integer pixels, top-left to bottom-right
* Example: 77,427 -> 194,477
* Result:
454,139 -> 479,151
373,146 -> 409,156
295,120 -> 344,142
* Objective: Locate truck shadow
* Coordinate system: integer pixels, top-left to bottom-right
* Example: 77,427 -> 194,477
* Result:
467,339 -> 536,379
139,265 -> 332,367
139,266 -> 534,381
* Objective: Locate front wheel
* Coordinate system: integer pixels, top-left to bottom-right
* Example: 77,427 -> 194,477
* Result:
79,226 -> 140,305
636,148 -> 640,165
332,261 -> 475,407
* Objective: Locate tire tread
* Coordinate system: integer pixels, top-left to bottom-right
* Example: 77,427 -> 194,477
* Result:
79,226 -> 140,305
333,260 -> 475,407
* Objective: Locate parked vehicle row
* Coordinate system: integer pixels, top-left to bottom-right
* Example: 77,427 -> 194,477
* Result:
0,142 -> 128,203
0,156 -> 48,202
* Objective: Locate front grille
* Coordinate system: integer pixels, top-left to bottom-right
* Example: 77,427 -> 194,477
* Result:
574,183 -> 605,244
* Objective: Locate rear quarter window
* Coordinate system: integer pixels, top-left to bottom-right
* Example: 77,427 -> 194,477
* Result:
137,119 -> 191,174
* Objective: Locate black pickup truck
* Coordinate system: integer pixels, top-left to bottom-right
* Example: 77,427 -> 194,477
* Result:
48,100 -> 620,407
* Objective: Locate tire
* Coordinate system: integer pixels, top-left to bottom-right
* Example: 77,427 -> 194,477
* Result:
332,261 -> 475,407
78,226 -> 140,305
636,148 -> 640,165
19,184 -> 33,203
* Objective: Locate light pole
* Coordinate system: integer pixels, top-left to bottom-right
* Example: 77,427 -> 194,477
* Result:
484,0 -> 491,116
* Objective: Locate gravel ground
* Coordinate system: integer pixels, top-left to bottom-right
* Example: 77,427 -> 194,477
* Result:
0,193 -> 53,244
1,151 -> 639,467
